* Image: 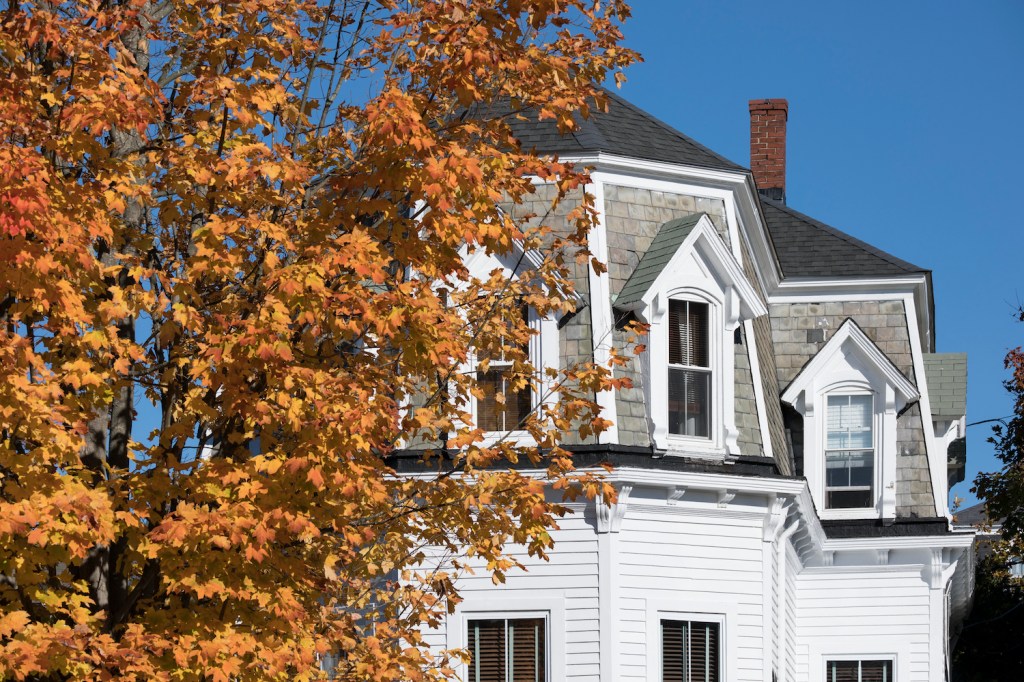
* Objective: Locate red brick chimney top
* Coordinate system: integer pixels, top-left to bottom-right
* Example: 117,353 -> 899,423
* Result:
749,99 -> 788,204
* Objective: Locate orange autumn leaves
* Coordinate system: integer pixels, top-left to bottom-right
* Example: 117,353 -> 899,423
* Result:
0,1 -> 636,680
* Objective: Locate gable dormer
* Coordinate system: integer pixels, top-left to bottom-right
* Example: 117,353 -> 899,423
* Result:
614,213 -> 767,457
781,319 -> 920,520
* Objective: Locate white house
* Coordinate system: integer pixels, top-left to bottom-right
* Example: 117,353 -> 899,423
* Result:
415,94 -> 974,682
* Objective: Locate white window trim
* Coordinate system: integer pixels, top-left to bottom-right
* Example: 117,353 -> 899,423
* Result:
781,320 -> 919,521
649,288 -> 727,456
645,598 -> 737,682
447,596 -> 565,682
807,640 -> 903,682
619,214 -> 767,458
459,244 -> 564,447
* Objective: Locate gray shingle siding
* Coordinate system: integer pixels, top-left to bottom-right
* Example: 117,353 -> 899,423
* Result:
923,353 -> 967,418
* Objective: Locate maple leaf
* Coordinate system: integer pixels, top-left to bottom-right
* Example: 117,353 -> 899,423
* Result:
0,0 -> 637,679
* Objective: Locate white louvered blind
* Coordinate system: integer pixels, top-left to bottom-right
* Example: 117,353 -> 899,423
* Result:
825,394 -> 874,508
826,659 -> 893,682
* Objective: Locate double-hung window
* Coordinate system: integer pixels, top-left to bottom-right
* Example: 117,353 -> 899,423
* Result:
477,305 -> 534,433
467,617 -> 546,682
825,395 -> 875,509
661,619 -> 719,682
826,659 -> 893,682
667,300 -> 711,439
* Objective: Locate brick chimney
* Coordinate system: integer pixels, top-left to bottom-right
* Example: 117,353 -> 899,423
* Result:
749,99 -> 788,203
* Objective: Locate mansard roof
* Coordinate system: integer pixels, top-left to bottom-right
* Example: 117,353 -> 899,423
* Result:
504,89 -> 746,172
760,198 -> 928,279
614,212 -> 704,308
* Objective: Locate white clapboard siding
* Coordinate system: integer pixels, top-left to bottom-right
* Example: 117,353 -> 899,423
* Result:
618,508 -> 768,682
793,568 -> 932,680
422,511 -> 602,681
784,543 -> 799,682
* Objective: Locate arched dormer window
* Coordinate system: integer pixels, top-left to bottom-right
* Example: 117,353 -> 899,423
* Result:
615,213 -> 766,457
781,320 -> 920,520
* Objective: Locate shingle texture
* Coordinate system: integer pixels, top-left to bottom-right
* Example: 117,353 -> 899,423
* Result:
503,89 -> 745,172
924,352 -> 967,418
761,198 -> 927,279
615,213 -> 704,308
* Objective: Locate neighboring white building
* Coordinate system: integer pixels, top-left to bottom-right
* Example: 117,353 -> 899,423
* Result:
417,94 -> 974,682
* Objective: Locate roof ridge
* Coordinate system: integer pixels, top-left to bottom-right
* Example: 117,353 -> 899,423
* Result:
600,88 -> 745,171
761,197 -> 926,274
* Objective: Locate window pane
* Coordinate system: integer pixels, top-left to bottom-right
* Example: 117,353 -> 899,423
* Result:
478,370 -> 532,433
509,618 -> 545,682
469,620 -> 506,682
668,368 -> 710,438
662,620 -> 720,682
860,660 -> 893,682
669,300 -> 709,368
468,618 -> 545,682
827,660 -> 893,682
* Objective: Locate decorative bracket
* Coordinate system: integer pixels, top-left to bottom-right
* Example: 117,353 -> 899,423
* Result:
596,485 -> 633,534
667,486 -> 687,505
717,489 -> 736,508
762,496 -> 789,542
822,550 -> 835,567
876,549 -> 890,566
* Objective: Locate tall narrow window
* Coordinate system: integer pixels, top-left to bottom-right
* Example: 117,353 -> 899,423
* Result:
825,394 -> 875,509
478,305 -> 534,432
662,619 -> 719,682
668,300 -> 711,438
467,618 -> 546,682
826,659 -> 893,682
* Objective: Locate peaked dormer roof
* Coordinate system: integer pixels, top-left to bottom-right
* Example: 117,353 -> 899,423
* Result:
781,318 -> 920,406
761,198 -> 927,279
614,213 -> 766,322
504,89 -> 745,172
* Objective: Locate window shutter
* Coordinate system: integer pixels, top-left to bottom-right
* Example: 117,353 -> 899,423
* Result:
469,620 -> 506,682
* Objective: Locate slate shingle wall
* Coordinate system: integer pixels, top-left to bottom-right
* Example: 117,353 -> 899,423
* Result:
769,300 -> 934,516
603,184 -> 729,296
505,185 -> 597,445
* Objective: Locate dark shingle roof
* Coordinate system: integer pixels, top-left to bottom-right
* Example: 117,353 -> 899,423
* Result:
761,198 -> 928,279
615,213 -> 705,307
504,89 -> 745,172
924,353 -> 968,418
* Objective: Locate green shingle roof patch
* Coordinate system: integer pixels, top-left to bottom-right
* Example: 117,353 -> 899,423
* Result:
615,213 -> 705,308
924,352 -> 967,418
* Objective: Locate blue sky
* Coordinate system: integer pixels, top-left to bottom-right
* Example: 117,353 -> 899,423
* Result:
611,1 -> 1024,507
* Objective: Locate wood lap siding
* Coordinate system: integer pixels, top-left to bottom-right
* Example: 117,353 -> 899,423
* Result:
795,570 -> 931,678
618,511 -> 766,681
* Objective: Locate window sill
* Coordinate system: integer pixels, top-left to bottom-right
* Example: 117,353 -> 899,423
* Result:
819,507 -> 883,521
663,435 -> 727,460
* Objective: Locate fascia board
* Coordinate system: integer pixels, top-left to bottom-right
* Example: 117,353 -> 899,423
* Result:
770,273 -> 928,298
604,467 -> 806,497
557,152 -> 750,189
637,215 -> 768,320
780,319 -> 920,406
822,532 -> 975,552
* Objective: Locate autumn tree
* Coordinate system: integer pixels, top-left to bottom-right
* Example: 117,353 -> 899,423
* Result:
975,307 -> 1024,543
0,1 -> 637,679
